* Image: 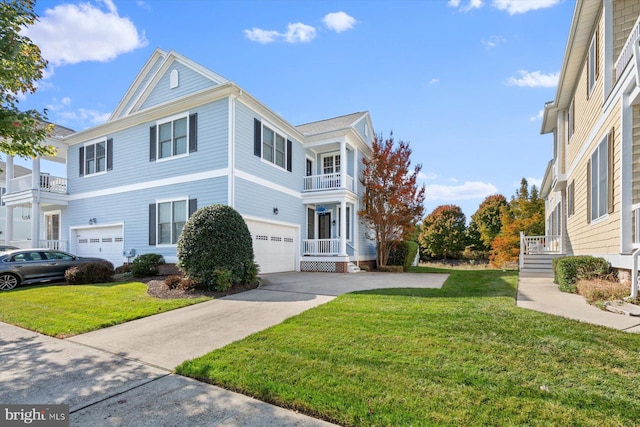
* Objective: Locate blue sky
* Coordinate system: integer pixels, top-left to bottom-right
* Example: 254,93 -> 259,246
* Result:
19,0 -> 574,220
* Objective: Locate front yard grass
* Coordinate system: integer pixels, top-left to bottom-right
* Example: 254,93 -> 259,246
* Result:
177,267 -> 640,426
0,282 -> 209,337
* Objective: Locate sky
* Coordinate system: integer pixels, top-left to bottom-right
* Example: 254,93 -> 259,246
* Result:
18,0 -> 575,220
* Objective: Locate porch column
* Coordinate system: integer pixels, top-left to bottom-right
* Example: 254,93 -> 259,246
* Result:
5,206 -> 13,246
340,200 -> 347,256
30,203 -> 40,248
6,155 -> 13,192
31,156 -> 40,190
340,140 -> 347,189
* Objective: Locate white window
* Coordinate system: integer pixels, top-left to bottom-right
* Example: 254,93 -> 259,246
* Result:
84,140 -> 106,175
157,199 -> 187,245
322,154 -> 341,175
588,32 -> 598,95
158,116 -> 188,159
262,124 -> 287,169
590,137 -> 608,221
364,122 -> 369,138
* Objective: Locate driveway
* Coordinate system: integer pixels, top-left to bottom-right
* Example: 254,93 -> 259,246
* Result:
1,271 -> 448,426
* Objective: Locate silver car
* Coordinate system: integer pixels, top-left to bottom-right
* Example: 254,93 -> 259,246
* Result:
0,249 -> 109,291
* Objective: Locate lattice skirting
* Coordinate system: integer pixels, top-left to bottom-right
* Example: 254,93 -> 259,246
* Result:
300,261 -> 348,272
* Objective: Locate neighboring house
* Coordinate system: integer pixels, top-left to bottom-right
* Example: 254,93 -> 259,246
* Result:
0,161 -> 33,243
2,49 -> 377,273
537,0 -> 640,288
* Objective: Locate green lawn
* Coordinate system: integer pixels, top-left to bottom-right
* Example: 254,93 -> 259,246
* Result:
0,282 -> 209,337
177,267 -> 640,426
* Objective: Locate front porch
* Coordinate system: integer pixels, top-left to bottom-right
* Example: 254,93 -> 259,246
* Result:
519,233 -> 565,277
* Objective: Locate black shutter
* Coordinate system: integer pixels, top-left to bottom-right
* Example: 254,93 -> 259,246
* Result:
149,204 -> 156,245
286,139 -> 292,172
189,113 -> 198,153
189,198 -> 197,217
106,138 -> 113,171
149,126 -> 156,161
254,118 -> 261,157
79,146 -> 85,177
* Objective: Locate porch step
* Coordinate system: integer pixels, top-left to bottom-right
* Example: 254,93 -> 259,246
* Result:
519,269 -> 554,278
347,262 -> 360,273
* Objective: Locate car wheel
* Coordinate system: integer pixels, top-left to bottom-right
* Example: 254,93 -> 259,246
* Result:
0,274 -> 19,291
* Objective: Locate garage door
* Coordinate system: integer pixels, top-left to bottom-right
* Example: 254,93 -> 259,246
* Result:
246,220 -> 296,274
75,226 -> 124,267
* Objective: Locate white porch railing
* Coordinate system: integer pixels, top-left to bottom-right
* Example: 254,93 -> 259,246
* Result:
615,14 -> 640,83
633,205 -> 640,247
303,239 -> 341,255
521,234 -> 562,255
10,174 -> 67,194
39,240 -> 68,251
303,173 -> 354,192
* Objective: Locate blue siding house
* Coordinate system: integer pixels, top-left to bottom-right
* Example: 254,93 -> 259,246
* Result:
2,49 -> 377,273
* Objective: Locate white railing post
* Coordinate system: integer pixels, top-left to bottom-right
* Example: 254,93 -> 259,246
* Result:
520,232 -> 525,269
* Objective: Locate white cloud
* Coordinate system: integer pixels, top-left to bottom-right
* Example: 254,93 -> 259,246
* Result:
284,23 -> 317,43
45,97 -> 109,129
448,0 -> 484,12
23,0 -> 147,67
428,78 -> 440,85
492,0 -> 561,15
425,181 -> 499,202
323,12 -> 356,33
507,70 -> 559,88
244,28 -> 281,44
530,109 -> 545,121
419,171 -> 438,181
482,35 -> 505,48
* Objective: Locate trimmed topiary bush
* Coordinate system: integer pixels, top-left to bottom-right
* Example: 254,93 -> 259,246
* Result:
131,253 -> 165,277
554,256 -> 610,293
65,261 -> 114,285
177,204 -> 258,289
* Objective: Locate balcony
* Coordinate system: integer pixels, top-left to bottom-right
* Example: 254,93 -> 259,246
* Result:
303,239 -> 341,255
303,173 -> 354,192
10,174 -> 67,194
615,14 -> 640,83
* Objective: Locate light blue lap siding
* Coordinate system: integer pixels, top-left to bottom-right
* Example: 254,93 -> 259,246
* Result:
354,117 -> 373,146
115,55 -> 165,120
64,177 -> 228,261
140,61 -> 218,111
67,99 -> 229,195
234,102 -> 305,191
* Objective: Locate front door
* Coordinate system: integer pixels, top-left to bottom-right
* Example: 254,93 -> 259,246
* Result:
318,213 -> 332,239
45,212 -> 60,244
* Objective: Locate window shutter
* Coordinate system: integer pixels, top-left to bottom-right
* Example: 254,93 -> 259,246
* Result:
189,198 -> 197,217
107,138 -> 113,171
79,146 -> 85,177
595,30 -> 600,80
149,126 -> 157,161
608,127 -> 614,214
149,204 -> 156,245
189,113 -> 198,153
586,159 -> 591,224
286,139 -> 293,172
254,118 -> 261,157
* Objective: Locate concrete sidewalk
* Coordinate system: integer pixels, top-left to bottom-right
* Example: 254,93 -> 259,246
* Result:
517,273 -> 640,333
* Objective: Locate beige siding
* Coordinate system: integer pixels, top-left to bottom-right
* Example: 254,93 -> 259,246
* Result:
613,0 -> 640,61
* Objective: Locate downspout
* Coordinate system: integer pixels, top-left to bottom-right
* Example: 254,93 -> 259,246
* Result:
631,248 -> 639,299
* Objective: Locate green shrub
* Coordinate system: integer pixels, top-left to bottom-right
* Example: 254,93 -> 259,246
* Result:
388,241 -> 419,271
212,268 -> 233,291
177,204 -> 258,288
131,253 -> 165,277
554,256 -> 610,293
65,261 -> 114,285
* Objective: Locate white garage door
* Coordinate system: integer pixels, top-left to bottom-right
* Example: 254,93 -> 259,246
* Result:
75,226 -> 124,267
246,220 -> 296,274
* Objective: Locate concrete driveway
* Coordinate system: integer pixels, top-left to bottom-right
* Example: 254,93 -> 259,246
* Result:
1,271 -> 448,426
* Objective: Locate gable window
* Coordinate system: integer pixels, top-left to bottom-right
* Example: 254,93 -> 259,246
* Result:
79,138 -> 113,176
588,31 -> 598,96
253,118 -> 293,172
150,113 -> 197,161
589,135 -> 610,222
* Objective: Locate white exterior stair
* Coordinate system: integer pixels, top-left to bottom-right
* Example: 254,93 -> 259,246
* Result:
520,253 -> 563,278
347,262 -> 360,273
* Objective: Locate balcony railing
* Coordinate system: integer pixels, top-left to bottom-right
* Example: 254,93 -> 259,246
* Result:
9,174 -> 67,194
615,14 -> 640,83
303,173 -> 354,192
39,240 -> 68,251
303,239 -> 341,255
521,234 -> 562,255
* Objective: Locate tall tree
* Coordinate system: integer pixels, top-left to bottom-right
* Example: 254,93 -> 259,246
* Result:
360,133 -> 425,267
470,194 -> 508,250
418,204 -> 467,259
0,0 -> 55,159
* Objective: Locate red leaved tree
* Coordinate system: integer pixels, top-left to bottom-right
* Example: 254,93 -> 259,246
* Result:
360,133 -> 425,267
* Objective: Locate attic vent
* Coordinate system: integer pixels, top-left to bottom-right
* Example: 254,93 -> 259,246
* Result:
170,69 -> 179,89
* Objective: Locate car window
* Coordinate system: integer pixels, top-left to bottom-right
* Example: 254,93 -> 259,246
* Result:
45,252 -> 75,261
13,252 -> 45,262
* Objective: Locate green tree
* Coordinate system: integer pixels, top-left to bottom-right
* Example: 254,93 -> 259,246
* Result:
470,194 -> 508,249
0,0 -> 56,160
360,132 -> 425,267
419,205 -> 467,260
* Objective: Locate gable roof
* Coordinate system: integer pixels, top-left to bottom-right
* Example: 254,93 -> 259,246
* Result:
109,48 -> 230,121
296,112 -> 368,136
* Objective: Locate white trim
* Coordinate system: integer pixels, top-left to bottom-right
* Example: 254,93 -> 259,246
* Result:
321,151 -> 341,175
68,168 -> 229,200
234,170 -> 301,199
170,69 -> 179,89
82,137 -> 108,177
155,112 -> 190,161
155,197 -> 189,247
44,210 -> 61,241
259,119 -> 289,170
229,96 -> 235,207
